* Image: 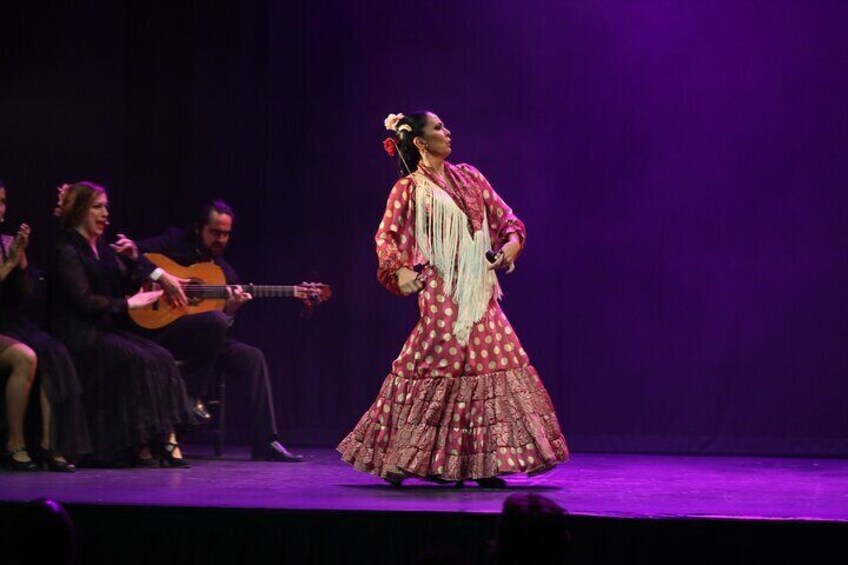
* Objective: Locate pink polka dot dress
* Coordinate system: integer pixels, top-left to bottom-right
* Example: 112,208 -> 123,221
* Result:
338,162 -> 568,481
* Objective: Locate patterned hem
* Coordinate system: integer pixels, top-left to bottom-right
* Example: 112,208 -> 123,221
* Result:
337,365 -> 569,481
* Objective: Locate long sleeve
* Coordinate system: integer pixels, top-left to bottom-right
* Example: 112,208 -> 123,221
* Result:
136,228 -> 191,279
375,176 -> 418,296
461,164 -> 526,251
55,244 -> 128,317
117,254 -> 153,295
127,254 -> 156,283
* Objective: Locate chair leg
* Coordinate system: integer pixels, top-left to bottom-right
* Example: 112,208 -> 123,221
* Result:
214,376 -> 226,457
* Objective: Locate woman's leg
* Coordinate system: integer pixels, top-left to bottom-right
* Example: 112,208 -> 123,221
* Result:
157,431 -> 189,468
1,343 -> 37,461
165,432 -> 183,458
38,387 -> 69,463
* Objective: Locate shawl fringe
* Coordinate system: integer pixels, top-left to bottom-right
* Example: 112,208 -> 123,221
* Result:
414,175 -> 501,345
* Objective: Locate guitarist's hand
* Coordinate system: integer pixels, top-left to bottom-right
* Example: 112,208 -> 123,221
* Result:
159,272 -> 190,309
128,289 -> 164,310
223,285 -> 252,316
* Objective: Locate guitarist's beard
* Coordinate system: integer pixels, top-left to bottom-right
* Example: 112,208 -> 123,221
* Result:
203,241 -> 227,258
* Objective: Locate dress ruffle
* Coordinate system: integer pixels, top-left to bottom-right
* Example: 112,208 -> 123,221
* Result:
338,365 -> 568,481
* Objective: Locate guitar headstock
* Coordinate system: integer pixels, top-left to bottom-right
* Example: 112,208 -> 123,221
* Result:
294,282 -> 332,306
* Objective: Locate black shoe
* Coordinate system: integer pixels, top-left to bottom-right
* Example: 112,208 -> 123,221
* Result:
3,447 -> 40,472
250,440 -> 304,462
473,477 -> 507,489
160,441 -> 191,468
384,473 -> 405,487
31,446 -> 76,473
192,398 -> 212,421
132,446 -> 159,468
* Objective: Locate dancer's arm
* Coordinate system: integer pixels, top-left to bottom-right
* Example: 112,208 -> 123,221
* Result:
461,164 -> 526,273
375,176 -> 421,296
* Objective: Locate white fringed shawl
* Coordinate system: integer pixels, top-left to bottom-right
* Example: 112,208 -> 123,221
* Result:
414,174 -> 501,345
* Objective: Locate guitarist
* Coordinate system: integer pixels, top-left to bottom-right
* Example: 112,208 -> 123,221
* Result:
131,199 -> 303,462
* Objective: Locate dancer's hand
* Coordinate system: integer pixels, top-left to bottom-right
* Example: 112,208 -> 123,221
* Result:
128,289 -> 164,309
397,267 -> 424,296
488,236 -> 521,274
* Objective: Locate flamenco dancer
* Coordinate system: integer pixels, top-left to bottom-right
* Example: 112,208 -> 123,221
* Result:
338,111 -> 569,487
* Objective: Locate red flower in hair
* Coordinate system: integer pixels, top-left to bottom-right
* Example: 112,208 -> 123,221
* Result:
383,137 -> 397,157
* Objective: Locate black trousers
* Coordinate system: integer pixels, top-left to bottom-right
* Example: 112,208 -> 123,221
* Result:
143,311 -> 278,445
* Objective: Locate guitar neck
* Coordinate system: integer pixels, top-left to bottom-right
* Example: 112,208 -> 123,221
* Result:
183,285 -> 299,299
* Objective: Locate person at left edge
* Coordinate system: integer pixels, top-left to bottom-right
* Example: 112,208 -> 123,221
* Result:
0,180 -> 90,471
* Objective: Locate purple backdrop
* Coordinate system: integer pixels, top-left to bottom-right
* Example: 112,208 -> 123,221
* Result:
2,1 -> 847,454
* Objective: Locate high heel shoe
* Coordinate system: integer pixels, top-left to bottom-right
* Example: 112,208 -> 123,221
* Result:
473,477 -> 507,489
3,446 -> 40,472
132,445 -> 158,468
31,446 -> 76,473
384,473 -> 405,487
160,441 -> 191,468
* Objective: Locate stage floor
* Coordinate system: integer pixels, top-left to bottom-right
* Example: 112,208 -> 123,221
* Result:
2,447 -> 847,522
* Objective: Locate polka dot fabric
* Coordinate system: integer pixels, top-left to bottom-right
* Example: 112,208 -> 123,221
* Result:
339,161 -> 568,481
338,266 -> 569,481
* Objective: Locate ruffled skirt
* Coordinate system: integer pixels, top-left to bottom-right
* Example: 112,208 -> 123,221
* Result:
339,268 -> 568,480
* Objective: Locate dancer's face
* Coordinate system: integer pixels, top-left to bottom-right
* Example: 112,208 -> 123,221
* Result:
417,112 -> 452,158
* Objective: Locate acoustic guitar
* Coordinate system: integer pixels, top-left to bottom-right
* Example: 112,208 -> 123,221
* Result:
129,253 -> 332,329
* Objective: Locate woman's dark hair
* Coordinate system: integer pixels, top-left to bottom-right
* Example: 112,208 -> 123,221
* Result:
56,181 -> 107,230
394,111 -> 431,177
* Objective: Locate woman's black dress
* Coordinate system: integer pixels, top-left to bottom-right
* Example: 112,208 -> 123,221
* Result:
49,230 -> 193,463
0,234 -> 91,459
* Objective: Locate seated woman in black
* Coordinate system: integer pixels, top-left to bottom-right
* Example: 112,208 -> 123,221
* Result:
50,181 -> 192,467
1,183 -> 90,471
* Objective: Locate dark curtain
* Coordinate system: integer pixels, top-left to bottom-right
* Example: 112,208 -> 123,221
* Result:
2,0 -> 847,454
